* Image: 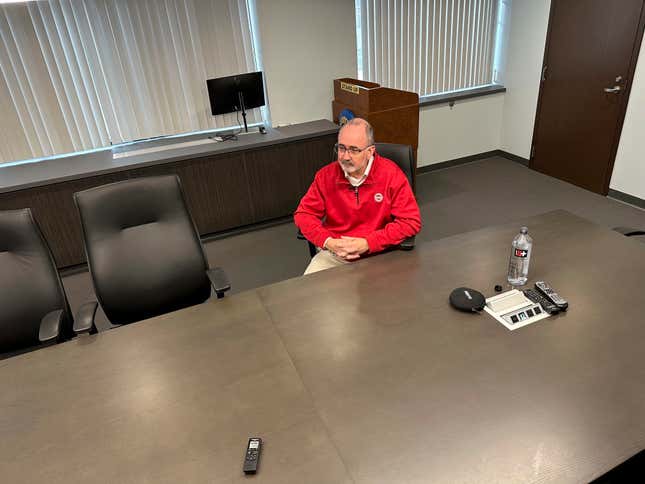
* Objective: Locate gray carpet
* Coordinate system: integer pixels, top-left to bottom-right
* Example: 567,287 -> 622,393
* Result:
62,156 -> 645,331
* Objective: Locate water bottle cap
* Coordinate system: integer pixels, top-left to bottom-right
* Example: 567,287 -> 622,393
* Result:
520,226 -> 528,234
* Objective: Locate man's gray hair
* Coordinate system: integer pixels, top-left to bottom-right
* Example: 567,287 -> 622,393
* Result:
340,118 -> 374,145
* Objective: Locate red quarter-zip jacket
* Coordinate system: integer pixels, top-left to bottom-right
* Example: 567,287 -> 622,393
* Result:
294,152 -> 422,254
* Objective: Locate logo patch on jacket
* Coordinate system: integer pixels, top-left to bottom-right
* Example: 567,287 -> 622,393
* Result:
374,193 -> 383,203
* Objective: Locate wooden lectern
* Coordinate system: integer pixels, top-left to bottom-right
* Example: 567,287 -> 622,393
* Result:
332,78 -> 419,161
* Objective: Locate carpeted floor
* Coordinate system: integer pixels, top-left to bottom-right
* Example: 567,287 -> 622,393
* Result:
61,156 -> 645,331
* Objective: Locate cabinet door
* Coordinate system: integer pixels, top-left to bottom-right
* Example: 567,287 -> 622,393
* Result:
244,135 -> 336,222
0,172 -> 129,267
128,151 -> 255,235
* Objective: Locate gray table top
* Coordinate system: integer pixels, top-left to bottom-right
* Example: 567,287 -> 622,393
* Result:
0,119 -> 339,194
1,210 -> 643,483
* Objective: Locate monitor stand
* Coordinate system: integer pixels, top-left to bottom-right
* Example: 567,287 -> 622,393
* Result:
238,91 -> 249,133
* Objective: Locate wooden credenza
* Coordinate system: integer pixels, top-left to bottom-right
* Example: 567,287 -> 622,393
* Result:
0,121 -> 338,268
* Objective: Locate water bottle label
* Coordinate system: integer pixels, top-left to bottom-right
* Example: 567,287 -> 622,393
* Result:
514,248 -> 529,258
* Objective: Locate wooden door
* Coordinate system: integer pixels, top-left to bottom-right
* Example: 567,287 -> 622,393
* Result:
531,0 -> 645,194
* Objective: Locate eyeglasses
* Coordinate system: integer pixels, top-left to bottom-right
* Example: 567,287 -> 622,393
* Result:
334,143 -> 373,157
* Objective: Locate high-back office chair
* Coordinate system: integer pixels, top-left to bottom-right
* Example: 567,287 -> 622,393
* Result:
0,208 -> 74,357
374,142 -> 416,193
73,175 -> 230,333
298,142 -> 417,257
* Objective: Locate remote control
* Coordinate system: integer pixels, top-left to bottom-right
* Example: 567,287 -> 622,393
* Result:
523,289 -> 560,314
534,281 -> 568,310
243,437 -> 262,474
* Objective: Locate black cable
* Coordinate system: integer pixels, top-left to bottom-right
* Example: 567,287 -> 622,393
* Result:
216,109 -> 244,142
211,108 -> 254,142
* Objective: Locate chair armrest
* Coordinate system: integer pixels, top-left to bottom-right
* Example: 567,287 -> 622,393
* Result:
613,227 -> 645,237
74,301 -> 99,334
39,309 -> 63,343
297,229 -> 318,258
399,235 -> 416,251
207,267 -> 231,299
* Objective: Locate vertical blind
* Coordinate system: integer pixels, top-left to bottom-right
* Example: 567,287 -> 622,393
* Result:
356,0 -> 500,96
0,0 -> 259,165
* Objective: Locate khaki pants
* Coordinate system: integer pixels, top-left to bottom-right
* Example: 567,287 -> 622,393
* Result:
303,249 -> 350,275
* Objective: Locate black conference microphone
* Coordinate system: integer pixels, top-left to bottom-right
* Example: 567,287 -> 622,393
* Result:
449,287 -> 486,313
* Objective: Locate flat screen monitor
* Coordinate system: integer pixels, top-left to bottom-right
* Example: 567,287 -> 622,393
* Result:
206,71 -> 265,116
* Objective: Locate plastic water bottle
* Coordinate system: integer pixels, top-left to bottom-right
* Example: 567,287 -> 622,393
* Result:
507,226 -> 532,286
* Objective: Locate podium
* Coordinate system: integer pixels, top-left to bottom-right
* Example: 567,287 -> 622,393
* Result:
332,78 -> 419,162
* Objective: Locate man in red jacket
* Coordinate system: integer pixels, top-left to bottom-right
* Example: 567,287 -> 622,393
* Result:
295,118 -> 421,274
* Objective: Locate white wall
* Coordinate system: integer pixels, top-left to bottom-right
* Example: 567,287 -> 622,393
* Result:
256,0 -> 503,168
255,0 -> 357,127
499,0 -> 644,200
256,0 -> 644,201
610,34 -> 645,200
417,94 -> 504,167
500,0 -> 551,158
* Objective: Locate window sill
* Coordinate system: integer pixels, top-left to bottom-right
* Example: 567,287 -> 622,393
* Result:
419,84 -> 506,107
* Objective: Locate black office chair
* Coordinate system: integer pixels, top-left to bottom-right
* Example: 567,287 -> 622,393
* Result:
375,142 -> 416,193
73,175 -> 230,333
297,142 -> 417,257
0,208 -> 74,358
613,227 -> 645,244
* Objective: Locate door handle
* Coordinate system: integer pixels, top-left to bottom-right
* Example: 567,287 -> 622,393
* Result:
604,85 -> 621,93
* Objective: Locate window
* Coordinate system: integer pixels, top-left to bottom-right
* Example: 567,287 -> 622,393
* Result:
355,0 -> 505,97
0,0 -> 263,165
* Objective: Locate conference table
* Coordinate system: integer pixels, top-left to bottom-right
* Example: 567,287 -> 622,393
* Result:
1,210 -> 644,483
